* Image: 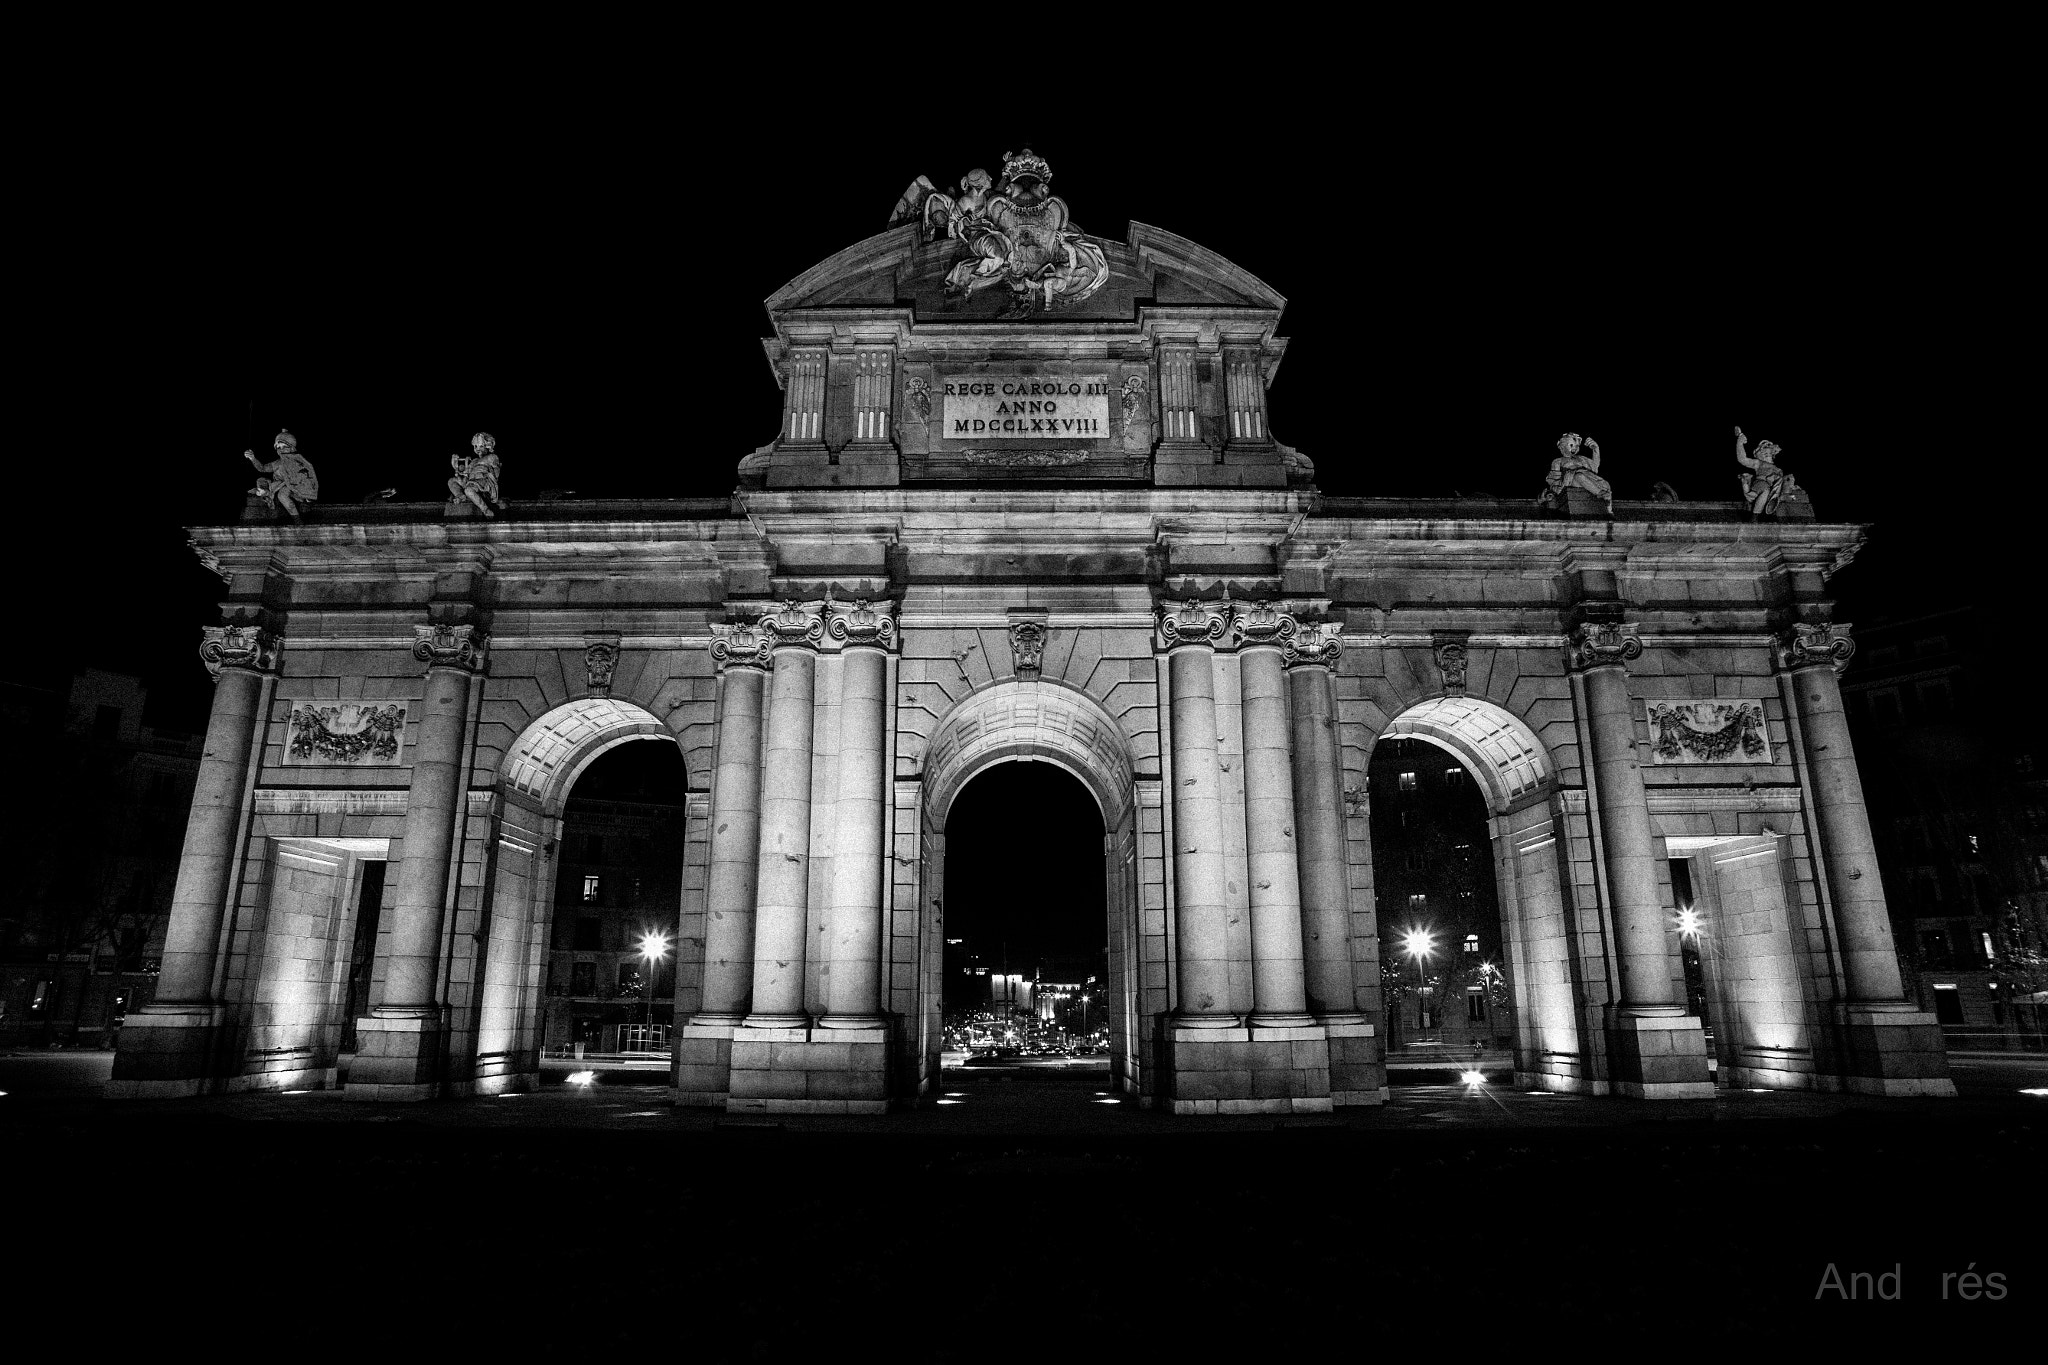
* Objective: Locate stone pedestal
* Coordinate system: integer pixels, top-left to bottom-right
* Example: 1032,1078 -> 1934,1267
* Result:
675,1019 -> 735,1108
1324,1018 -> 1382,1107
1836,1005 -> 1957,1097
1606,1012 -> 1716,1099
726,1022 -> 889,1114
345,1014 -> 444,1102
105,1005 -> 224,1099
1548,487 -> 1612,518
1164,1022 -> 1333,1116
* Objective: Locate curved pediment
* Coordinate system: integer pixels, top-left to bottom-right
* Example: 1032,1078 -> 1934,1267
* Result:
766,221 -> 1285,323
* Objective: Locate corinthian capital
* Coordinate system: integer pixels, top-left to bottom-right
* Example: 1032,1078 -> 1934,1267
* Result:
1777,621 -> 1855,673
1157,598 -> 1230,651
412,622 -> 488,672
1230,600 -> 1299,650
1567,620 -> 1642,671
760,600 -> 826,650
710,618 -> 773,671
1282,621 -> 1345,670
828,598 -> 896,649
199,624 -> 281,680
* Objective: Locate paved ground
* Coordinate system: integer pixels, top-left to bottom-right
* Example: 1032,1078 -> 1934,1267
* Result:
4,1049 -> 2040,1355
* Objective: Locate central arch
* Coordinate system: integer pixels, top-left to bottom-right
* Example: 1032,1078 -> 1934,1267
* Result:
913,681 -> 1142,1095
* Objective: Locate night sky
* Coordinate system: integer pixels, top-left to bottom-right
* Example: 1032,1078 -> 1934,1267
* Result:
943,762 -> 1108,977
28,98 -> 2026,738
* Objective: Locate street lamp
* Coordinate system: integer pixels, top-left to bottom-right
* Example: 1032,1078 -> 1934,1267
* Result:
637,929 -> 670,1052
1402,927 -> 1437,1042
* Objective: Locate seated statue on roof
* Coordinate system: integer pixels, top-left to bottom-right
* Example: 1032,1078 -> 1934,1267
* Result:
245,429 -> 319,520
447,431 -> 506,517
1537,432 -> 1613,515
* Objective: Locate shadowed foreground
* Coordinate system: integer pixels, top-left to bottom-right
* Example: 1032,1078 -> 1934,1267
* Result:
4,1057 -> 2039,1355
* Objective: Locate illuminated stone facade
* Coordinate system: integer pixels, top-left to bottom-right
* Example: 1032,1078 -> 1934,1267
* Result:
111,173 -> 1952,1109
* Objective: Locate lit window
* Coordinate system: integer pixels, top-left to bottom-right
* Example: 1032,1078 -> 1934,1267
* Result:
1467,989 -> 1486,1022
582,875 -> 600,903
1981,932 -> 1996,963
1408,894 -> 1427,911
1463,934 -> 1480,954
1444,767 -> 1461,782
1398,771 -> 1418,792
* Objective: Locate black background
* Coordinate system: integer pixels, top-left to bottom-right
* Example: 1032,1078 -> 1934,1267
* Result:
22,82 -> 2029,736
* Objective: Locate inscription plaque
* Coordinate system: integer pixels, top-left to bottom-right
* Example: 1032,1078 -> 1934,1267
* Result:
943,375 -> 1109,439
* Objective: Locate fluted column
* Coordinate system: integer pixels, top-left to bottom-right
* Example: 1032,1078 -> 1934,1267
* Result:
820,600 -> 895,1027
1233,603 -> 1312,1024
695,620 -> 771,1023
1160,600 -> 1238,1026
379,624 -> 486,1017
1285,622 -> 1363,1021
1780,623 -> 1906,1004
1570,619 -> 1679,1014
152,626 -> 279,1006
744,601 -> 824,1027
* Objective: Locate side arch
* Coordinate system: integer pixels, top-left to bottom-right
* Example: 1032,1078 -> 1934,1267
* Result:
470,697 -> 679,1093
1368,694 -> 1584,1092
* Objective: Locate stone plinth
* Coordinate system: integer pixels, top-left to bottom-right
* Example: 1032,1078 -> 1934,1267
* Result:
1835,1006 -> 1957,1097
726,1022 -> 889,1114
1324,1018 -> 1383,1107
1164,1022 -> 1334,1116
675,1019 -> 736,1108
1606,1012 -> 1716,1099
105,1006 -> 223,1098
344,1014 -> 442,1102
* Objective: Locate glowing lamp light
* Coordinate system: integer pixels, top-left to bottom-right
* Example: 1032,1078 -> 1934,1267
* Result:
639,930 -> 671,962
566,1070 -> 597,1086
2021,1088 -> 2048,1098
1676,909 -> 1704,939
1402,928 -> 1437,961
936,1098 -> 964,1106
1461,1070 -> 1485,1086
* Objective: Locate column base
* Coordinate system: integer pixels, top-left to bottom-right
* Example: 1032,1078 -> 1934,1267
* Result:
726,1021 -> 890,1114
1833,1004 -> 1957,1097
1164,1022 -> 1333,1113
1606,1012 -> 1716,1099
107,1004 -> 225,1097
344,1013 -> 443,1102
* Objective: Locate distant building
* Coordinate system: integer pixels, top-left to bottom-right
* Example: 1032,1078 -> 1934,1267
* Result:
543,794 -> 686,1055
0,671 -> 200,1046
1841,608 -> 2048,1050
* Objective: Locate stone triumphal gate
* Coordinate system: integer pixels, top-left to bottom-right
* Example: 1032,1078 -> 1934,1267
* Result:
115,152 -> 1953,1111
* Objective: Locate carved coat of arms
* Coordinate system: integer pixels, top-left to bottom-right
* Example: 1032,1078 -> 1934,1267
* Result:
893,149 -> 1111,316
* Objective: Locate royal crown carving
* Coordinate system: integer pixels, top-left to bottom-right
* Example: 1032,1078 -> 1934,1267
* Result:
1778,621 -> 1855,673
1231,601 -> 1299,649
1282,621 -> 1345,669
760,600 -> 826,650
412,623 -> 488,671
710,618 -> 773,670
828,599 -> 896,649
1157,599 -> 1232,650
1432,632 -> 1470,696
199,624 -> 281,679
1567,620 -> 1643,671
